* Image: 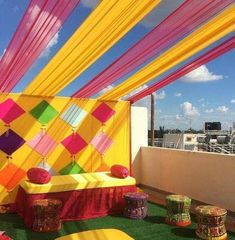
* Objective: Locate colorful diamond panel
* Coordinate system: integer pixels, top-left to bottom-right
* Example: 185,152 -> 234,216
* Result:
61,133 -> 87,155
0,98 -> 25,124
92,103 -> 115,123
59,162 -> 86,175
60,104 -> 87,128
0,94 -> 130,205
28,132 -> 57,156
0,163 -> 26,191
37,161 -> 56,176
0,129 -> 25,155
91,132 -> 113,155
30,100 -> 58,125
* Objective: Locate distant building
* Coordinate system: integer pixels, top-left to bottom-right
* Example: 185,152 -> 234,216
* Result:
162,133 -> 198,151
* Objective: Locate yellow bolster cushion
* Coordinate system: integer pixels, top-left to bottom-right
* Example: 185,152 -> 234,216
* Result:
20,172 -> 136,194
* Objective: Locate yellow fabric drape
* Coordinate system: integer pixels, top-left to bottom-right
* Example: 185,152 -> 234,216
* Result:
99,5 -> 235,101
23,0 -> 161,96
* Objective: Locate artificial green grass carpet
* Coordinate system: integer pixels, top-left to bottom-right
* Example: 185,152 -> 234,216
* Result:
0,202 -> 234,240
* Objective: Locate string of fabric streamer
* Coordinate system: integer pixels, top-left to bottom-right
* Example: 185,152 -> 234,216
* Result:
98,5 -> 235,101
23,0 -> 161,96
128,35 -> 235,103
72,0 -> 233,98
0,0 -> 80,93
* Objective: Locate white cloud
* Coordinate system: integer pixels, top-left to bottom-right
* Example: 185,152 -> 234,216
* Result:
127,85 -> 150,107
231,99 -> 235,104
201,103 -> 206,108
216,105 -> 229,113
156,90 -> 166,100
40,32 -> 59,58
182,65 -> 223,83
0,48 -> 6,60
198,98 -> 205,102
175,114 -> 183,120
181,102 -> 200,118
174,92 -> 181,97
205,108 -> 214,113
81,0 -> 100,9
99,84 -> 114,95
140,0 -> 184,28
27,3 -> 62,57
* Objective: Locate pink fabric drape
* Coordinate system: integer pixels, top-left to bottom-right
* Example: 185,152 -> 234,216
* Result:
128,36 -> 235,103
0,0 -> 79,93
72,0 -> 233,98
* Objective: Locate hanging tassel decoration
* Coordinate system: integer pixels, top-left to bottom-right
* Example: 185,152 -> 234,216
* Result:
72,126 -> 77,135
6,155 -> 12,165
4,124 -> 11,137
40,124 -> 47,135
41,156 -> 48,167
71,154 -> 76,165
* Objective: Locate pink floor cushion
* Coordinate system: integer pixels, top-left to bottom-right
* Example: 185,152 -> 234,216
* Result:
111,165 -> 129,178
27,168 -> 51,184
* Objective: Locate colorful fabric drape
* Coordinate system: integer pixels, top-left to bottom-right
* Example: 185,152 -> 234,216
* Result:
0,0 -> 80,93
128,36 -> 235,103
99,5 -> 235,101
72,0 -> 233,98
23,0 -> 161,96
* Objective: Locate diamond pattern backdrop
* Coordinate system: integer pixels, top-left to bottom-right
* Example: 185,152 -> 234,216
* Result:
0,94 -> 130,205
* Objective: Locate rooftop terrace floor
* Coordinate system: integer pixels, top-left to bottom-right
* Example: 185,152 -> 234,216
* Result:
0,202 -> 235,240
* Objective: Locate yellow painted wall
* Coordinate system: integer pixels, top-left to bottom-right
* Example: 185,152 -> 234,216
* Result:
0,94 -> 130,204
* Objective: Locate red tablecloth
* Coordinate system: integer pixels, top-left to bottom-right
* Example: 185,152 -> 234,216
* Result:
16,185 -> 136,228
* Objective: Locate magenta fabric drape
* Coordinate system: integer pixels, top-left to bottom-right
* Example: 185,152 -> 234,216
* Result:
128,36 -> 235,103
16,185 -> 137,228
0,0 -> 79,93
72,0 -> 233,98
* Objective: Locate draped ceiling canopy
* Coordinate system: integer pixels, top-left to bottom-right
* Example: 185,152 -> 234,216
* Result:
0,0 -> 234,101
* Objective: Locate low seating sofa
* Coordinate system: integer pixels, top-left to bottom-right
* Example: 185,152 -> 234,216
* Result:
15,172 -> 136,227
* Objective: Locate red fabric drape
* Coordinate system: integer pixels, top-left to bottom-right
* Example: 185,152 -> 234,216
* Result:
128,36 -> 235,103
0,0 -> 79,93
72,0 -> 233,98
16,185 -> 137,228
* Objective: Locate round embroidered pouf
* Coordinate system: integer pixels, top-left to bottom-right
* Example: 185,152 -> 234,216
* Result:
124,192 -> 148,220
165,194 -> 191,227
195,205 -> 227,240
32,199 -> 62,232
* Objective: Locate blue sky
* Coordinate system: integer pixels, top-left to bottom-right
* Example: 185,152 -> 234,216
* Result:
0,0 -> 234,130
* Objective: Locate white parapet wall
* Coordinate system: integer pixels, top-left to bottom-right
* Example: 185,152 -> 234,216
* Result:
131,106 -> 148,183
139,146 -> 235,212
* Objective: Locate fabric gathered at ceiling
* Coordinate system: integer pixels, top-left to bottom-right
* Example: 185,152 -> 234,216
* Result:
99,5 -> 235,101
23,0 -> 161,96
0,0 -> 80,93
128,35 -> 235,103
72,0 -> 233,98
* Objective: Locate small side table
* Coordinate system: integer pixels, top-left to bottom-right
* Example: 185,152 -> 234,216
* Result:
165,194 -> 191,226
195,205 -> 227,240
124,192 -> 148,220
32,199 -> 62,232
